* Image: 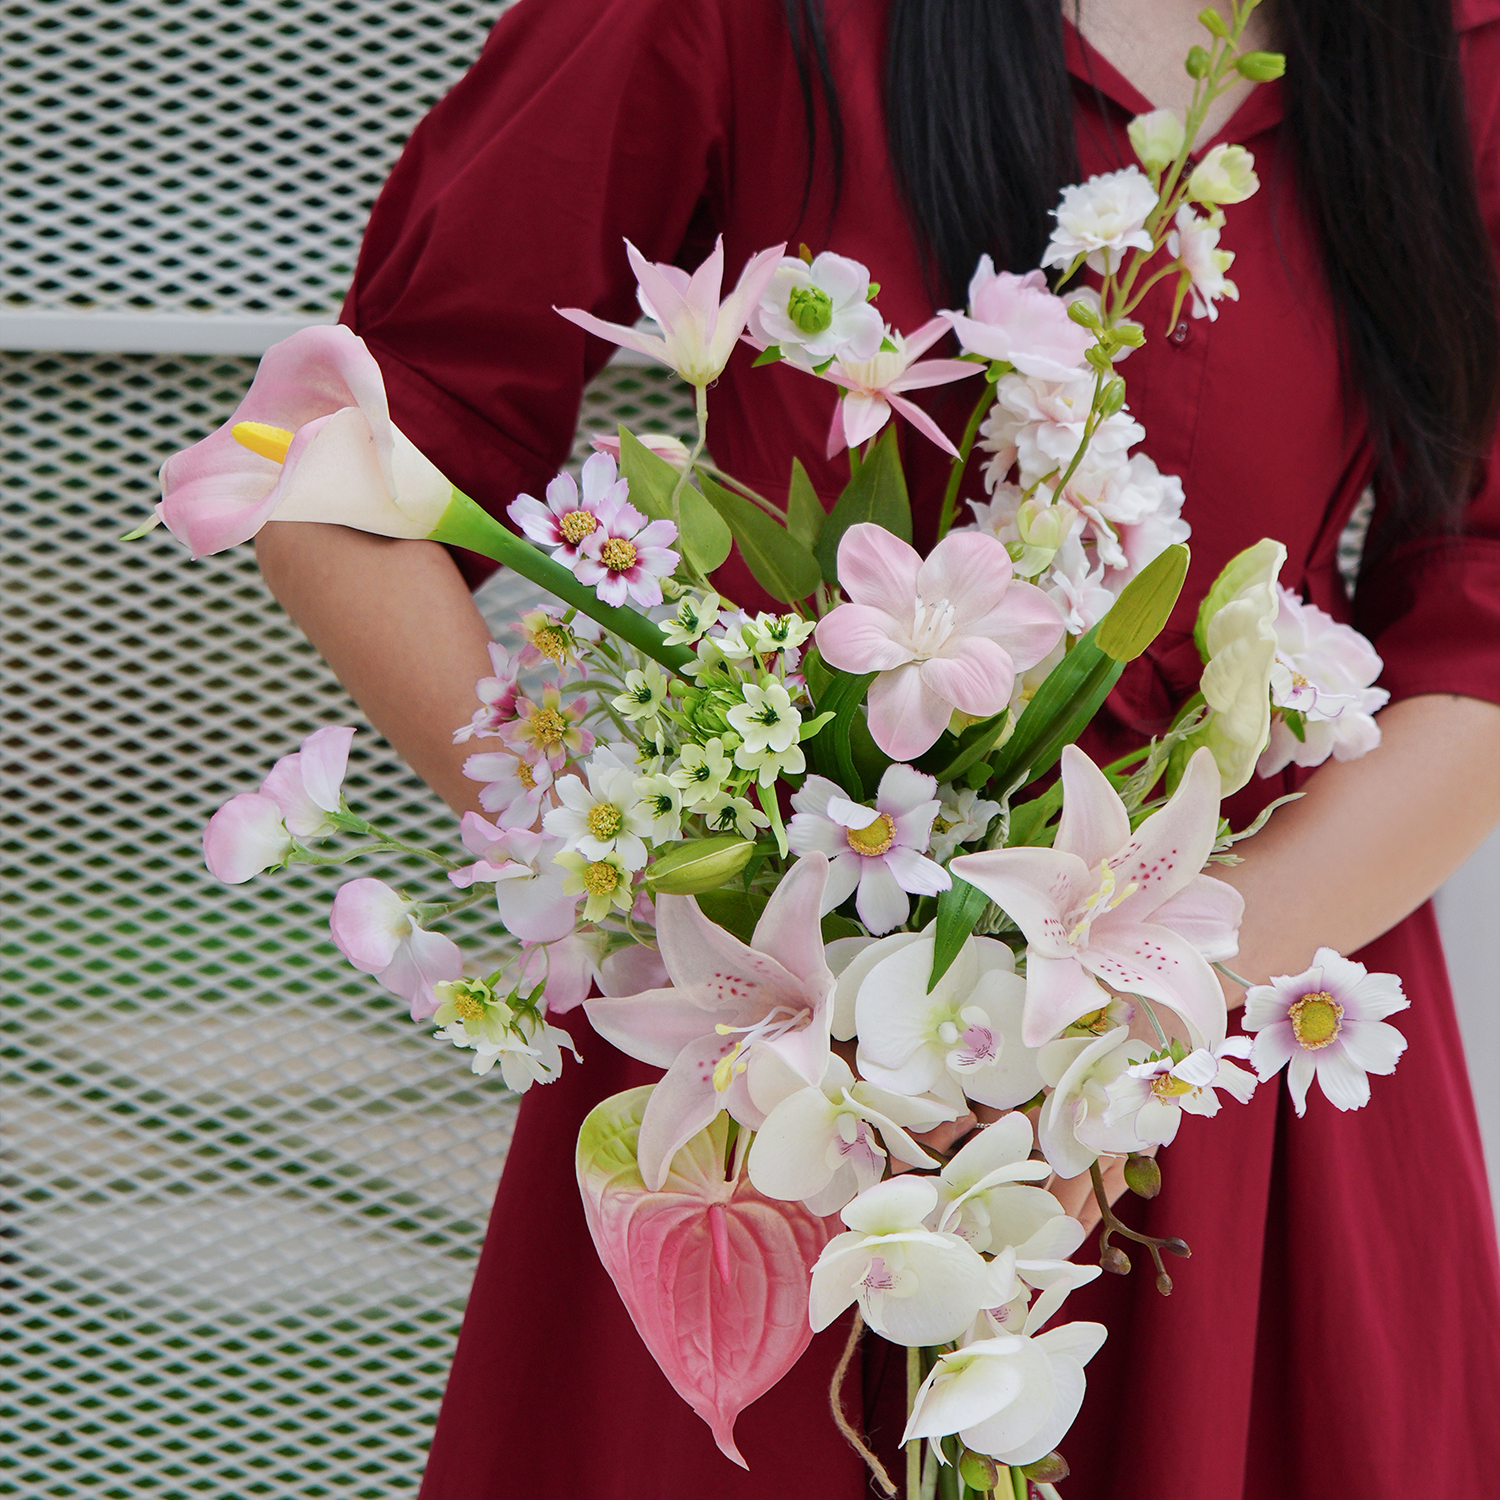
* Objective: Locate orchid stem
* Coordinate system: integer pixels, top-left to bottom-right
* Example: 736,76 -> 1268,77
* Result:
1089,1159 -> 1190,1295
906,1345 -> 922,1499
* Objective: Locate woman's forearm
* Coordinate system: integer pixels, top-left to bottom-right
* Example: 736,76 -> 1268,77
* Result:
1215,692 -> 1500,1001
254,520 -> 495,816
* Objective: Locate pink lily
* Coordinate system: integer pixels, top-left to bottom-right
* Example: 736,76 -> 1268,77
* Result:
944,259 -> 1094,382
156,325 -> 451,557
952,746 -> 1243,1049
815,524 -> 1065,759
817,317 -> 980,458
329,877 -> 463,1019
585,854 -> 836,1191
556,236 -> 785,387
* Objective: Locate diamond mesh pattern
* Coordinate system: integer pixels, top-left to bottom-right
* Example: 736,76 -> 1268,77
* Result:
3,349 -> 697,1498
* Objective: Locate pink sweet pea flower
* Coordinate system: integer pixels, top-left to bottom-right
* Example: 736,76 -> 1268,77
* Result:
952,745 -> 1242,1049
815,525 -> 1065,760
585,854 -> 836,1191
202,793 -> 292,884
507,451 -> 627,563
449,815 -> 581,944
787,764 -> 950,934
157,325 -> 452,558
556,236 -> 785,387
571,488 -> 679,609
944,259 -> 1094,382
817,317 -> 981,458
329,877 -> 463,1019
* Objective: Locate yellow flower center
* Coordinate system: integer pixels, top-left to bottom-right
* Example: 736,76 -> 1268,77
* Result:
600,536 -> 638,573
1289,991 -> 1343,1049
582,860 -> 621,897
1074,1006 -> 1113,1036
846,813 -> 895,857
528,707 -> 567,747
586,802 -> 623,841
1151,1072 -> 1196,1099
560,510 -> 598,545
452,991 -> 487,1022
533,625 -> 570,662
515,759 -> 536,791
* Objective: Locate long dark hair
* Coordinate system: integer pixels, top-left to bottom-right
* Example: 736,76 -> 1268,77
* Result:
783,0 -> 1499,552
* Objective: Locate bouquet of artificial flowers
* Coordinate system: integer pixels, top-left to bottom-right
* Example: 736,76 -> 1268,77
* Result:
150,8 -> 1409,1494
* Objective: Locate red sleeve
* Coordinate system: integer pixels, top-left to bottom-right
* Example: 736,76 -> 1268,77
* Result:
340,0 -> 732,586
1352,18 -> 1500,708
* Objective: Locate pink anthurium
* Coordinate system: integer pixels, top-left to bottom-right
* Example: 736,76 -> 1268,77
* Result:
576,1087 -> 832,1469
584,854 -> 836,1191
952,745 -> 1242,1049
556,236 -> 785,387
156,325 -> 453,558
815,524 -> 1065,760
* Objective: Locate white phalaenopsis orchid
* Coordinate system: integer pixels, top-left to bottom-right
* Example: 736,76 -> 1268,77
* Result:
1035,1026 -> 1143,1178
746,1054 -> 960,1216
809,1176 -> 1005,1346
903,1319 -> 1108,1467
851,932 -> 1044,1112
952,745 -> 1242,1050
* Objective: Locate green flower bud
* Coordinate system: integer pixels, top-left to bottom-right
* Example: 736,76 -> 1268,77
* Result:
1235,49 -> 1286,81
1066,297 -> 1101,330
1021,1452 -> 1071,1484
786,284 -> 834,334
1197,7 -> 1229,38
1127,107 -> 1186,174
958,1451 -> 1002,1491
1185,44 -> 1212,78
1188,143 -> 1259,207
1124,1152 -> 1162,1197
645,836 -> 755,895
1098,376 -> 1127,419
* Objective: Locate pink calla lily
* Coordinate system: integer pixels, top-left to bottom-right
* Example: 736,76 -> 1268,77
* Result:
816,317 -> 981,458
157,325 -> 452,558
952,746 -> 1243,1049
577,1089 -> 832,1468
585,854 -> 836,1191
815,524 -> 1065,759
556,236 -> 784,387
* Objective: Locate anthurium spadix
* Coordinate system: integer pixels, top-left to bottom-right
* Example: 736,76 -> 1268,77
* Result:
575,1087 -> 831,1469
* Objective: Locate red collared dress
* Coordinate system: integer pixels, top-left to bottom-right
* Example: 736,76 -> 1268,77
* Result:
341,1 -> 1500,1494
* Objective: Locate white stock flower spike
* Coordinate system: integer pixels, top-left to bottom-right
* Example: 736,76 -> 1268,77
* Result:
1041,166 -> 1158,275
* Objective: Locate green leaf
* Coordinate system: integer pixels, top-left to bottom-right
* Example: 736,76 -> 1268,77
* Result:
694,887 -> 768,944
699,474 -> 822,603
805,668 -> 877,797
988,626 -> 1126,793
820,914 -> 864,943
814,425 -> 912,585
617,426 -> 731,575
645,836 -> 754,894
928,879 -> 990,992
1096,543 -> 1189,663
919,709 -> 1011,785
786,458 -> 826,551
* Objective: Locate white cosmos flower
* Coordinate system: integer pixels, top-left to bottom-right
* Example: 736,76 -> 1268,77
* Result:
1100,1037 -> 1257,1147
542,753 -> 656,869
1041,166 -> 1158,275
853,932 -> 1043,1112
809,1176 -> 1002,1346
1242,947 -> 1409,1116
746,1054 -> 960,1216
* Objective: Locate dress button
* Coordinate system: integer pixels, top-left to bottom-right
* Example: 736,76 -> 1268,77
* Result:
1169,320 -> 1191,346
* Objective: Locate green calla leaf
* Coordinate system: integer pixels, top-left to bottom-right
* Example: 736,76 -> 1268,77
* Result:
698,474 -> 822,603
814,425 -> 912,585
1096,543 -> 1190,663
616,426 -> 732,575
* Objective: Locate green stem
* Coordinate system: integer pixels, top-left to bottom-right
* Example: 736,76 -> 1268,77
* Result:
906,1346 -> 922,1500
699,463 -> 787,521
669,384 -> 711,528
935,381 -> 995,542
429,488 -> 693,675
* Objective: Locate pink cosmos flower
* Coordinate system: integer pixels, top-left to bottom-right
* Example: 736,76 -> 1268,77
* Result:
514,606 -> 602,671
585,854 -> 836,1191
452,643 -> 521,743
787,764 -> 950,935
202,725 -> 355,883
556,236 -> 785,387
463,745 -> 554,829
448,815 -> 580,943
945,259 -> 1094,382
329,877 -> 463,1019
571,487 -> 679,609
157,325 -> 452,558
817,318 -> 981,458
815,524 -> 1065,759
1242,948 -> 1409,1116
952,745 -> 1244,1049
507,451 -> 627,564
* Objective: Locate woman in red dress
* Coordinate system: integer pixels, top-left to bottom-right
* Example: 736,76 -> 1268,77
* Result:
255,1 -> 1500,1494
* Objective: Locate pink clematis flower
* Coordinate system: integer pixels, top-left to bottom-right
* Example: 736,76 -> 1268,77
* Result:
157,325 -> 452,558
816,524 -> 1065,760
944,259 -> 1094,382
571,488 -> 679,609
556,236 -> 785,387
448,815 -> 581,944
585,854 -> 837,1191
952,745 -> 1244,1049
507,451 -> 627,564
787,764 -> 950,935
329,877 -> 463,1019
817,317 -> 981,458
202,725 -> 355,883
